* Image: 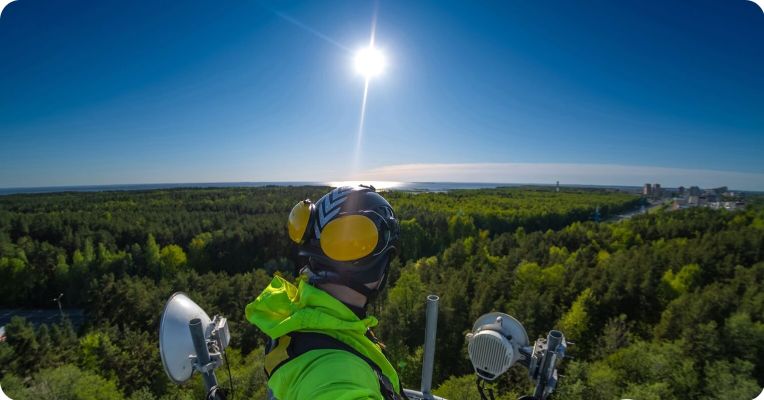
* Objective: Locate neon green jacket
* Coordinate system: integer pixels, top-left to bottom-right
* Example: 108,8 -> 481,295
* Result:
245,275 -> 401,400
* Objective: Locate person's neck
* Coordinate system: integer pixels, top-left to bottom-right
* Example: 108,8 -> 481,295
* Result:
317,282 -> 368,308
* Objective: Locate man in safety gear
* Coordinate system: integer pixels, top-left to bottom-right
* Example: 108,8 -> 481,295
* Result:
245,185 -> 405,400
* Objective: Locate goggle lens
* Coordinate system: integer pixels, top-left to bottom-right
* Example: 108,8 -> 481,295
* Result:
288,201 -> 312,243
320,215 -> 380,262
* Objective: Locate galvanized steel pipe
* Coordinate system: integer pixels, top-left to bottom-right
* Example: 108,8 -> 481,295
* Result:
189,318 -> 218,393
421,294 -> 439,398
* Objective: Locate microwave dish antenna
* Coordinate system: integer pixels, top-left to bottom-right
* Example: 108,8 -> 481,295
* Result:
159,292 -> 231,400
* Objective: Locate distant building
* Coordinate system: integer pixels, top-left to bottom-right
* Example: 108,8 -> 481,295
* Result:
556,181 -> 560,193
702,191 -> 719,203
673,197 -> 688,210
643,183 -> 652,196
713,186 -> 728,195
686,196 -> 745,211
652,183 -> 662,197
689,186 -> 701,196
677,186 -> 686,196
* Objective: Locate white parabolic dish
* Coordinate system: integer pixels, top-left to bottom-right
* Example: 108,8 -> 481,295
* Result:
159,292 -> 212,383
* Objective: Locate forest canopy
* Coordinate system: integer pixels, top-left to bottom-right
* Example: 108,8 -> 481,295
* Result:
0,186 -> 761,400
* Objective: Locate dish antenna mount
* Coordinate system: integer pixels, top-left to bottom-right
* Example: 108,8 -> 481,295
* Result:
159,292 -> 230,400
466,312 -> 567,400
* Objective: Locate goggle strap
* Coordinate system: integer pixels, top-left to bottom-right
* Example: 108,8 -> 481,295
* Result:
309,270 -> 376,299
341,279 -> 376,299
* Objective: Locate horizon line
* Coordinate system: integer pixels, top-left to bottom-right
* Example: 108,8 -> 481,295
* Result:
1,181 -> 761,196
2,162 -> 764,192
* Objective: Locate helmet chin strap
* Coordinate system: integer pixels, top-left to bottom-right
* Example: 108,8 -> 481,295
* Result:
303,264 -> 387,308
363,271 -> 387,307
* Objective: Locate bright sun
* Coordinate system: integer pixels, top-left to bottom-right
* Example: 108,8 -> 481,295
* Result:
354,47 -> 387,79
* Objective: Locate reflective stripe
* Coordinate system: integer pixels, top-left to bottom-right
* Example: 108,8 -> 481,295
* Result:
264,336 -> 292,377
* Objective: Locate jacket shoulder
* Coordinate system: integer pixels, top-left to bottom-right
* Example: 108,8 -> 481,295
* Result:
269,348 -> 383,400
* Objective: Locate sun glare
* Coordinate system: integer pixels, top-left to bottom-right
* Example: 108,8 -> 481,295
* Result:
354,47 -> 387,79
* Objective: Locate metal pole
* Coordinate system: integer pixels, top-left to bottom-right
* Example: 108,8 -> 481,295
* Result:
53,293 -> 64,320
189,318 -> 218,394
421,294 -> 439,399
534,330 -> 563,400
546,330 -> 563,355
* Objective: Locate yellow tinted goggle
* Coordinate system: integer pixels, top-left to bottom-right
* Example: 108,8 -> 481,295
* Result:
320,214 -> 380,262
288,200 -> 314,244
288,199 -> 384,262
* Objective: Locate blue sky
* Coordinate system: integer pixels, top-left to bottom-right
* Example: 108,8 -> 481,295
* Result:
1,0 -> 763,189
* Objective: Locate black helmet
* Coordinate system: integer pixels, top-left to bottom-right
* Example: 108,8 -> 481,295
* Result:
287,185 -> 400,297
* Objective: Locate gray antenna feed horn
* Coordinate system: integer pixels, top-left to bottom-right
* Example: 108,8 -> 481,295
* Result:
466,312 -> 530,380
466,312 -> 567,400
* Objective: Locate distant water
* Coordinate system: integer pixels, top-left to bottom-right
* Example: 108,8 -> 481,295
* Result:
0,181 -> 642,196
0,182 -> 321,196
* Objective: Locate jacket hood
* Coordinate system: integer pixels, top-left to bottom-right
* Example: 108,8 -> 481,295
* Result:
245,275 -> 378,339
245,274 -> 401,393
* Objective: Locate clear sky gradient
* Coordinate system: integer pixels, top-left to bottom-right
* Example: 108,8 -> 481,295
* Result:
1,0 -> 763,189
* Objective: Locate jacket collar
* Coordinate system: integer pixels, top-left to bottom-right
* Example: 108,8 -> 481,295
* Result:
245,275 -> 377,340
